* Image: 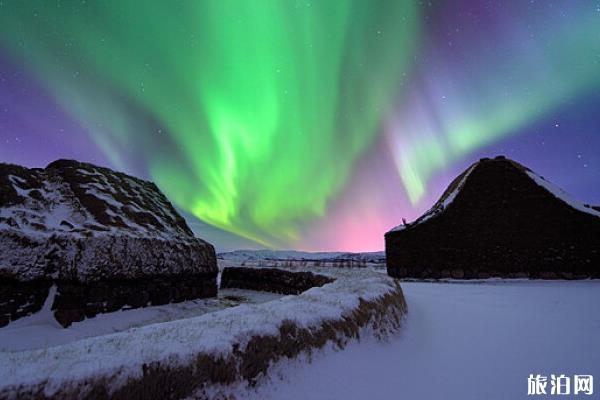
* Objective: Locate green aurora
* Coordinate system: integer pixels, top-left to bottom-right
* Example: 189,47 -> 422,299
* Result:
0,1 -> 419,246
1,1 -> 599,250
389,5 -> 600,205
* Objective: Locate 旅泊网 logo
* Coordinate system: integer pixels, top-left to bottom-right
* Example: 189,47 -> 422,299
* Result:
528,374 -> 593,396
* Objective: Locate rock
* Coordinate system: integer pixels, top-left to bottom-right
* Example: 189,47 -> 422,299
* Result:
386,157 -> 600,280
560,271 -> 575,280
539,271 -> 558,280
0,159 -> 217,326
54,308 -> 86,327
450,269 -> 464,279
0,279 -> 51,326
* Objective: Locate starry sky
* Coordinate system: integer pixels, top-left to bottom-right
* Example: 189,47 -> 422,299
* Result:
0,1 -> 599,252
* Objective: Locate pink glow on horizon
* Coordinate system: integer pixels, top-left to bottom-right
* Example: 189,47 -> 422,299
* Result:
299,139 -> 423,252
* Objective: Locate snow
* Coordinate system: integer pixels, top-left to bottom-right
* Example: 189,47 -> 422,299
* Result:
440,164 -> 476,208
0,269 -> 397,393
2,262 -> 598,399
388,161 -> 600,235
388,164 -> 477,233
1,164 -> 193,241
240,280 -> 600,400
1,161 -> 216,281
388,223 -> 406,232
526,170 -> 600,218
0,289 -> 282,352
0,174 -> 82,237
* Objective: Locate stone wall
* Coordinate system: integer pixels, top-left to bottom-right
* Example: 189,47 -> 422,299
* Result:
0,278 -> 51,327
52,273 -> 218,327
386,158 -> 600,280
221,267 -> 334,294
0,281 -> 406,400
0,273 -> 217,328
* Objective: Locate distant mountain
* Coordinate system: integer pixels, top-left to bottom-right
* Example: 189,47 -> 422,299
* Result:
219,249 -> 386,265
386,156 -> 600,279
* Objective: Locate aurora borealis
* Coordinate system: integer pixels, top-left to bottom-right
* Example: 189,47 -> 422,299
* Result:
1,1 -> 599,251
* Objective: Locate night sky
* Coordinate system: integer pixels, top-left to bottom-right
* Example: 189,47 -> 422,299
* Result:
0,1 -> 599,251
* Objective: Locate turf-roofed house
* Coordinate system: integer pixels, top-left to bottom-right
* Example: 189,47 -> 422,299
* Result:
0,159 -> 217,327
386,156 -> 600,280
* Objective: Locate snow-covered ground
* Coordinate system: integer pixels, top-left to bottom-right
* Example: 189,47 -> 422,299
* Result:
239,280 -> 600,400
0,288 -> 282,352
2,269 -> 598,400
0,268 -> 401,396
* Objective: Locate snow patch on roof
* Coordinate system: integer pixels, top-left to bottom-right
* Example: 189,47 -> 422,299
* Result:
1,161 -> 215,281
388,163 -> 477,233
525,171 -> 600,218
0,162 -> 193,241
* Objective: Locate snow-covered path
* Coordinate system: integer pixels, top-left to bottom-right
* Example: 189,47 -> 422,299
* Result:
242,281 -> 600,400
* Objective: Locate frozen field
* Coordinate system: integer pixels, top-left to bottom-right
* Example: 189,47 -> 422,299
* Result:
240,280 -> 600,400
2,273 -> 598,400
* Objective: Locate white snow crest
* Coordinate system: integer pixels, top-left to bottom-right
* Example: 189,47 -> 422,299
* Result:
0,269 -> 400,394
1,164 -> 193,241
526,171 -> 600,218
388,164 -> 477,233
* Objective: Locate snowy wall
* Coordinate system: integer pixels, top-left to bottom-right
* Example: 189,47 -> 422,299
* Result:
0,270 -> 407,400
0,272 -> 218,328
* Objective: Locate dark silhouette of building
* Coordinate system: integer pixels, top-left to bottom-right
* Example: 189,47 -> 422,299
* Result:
385,156 -> 600,279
